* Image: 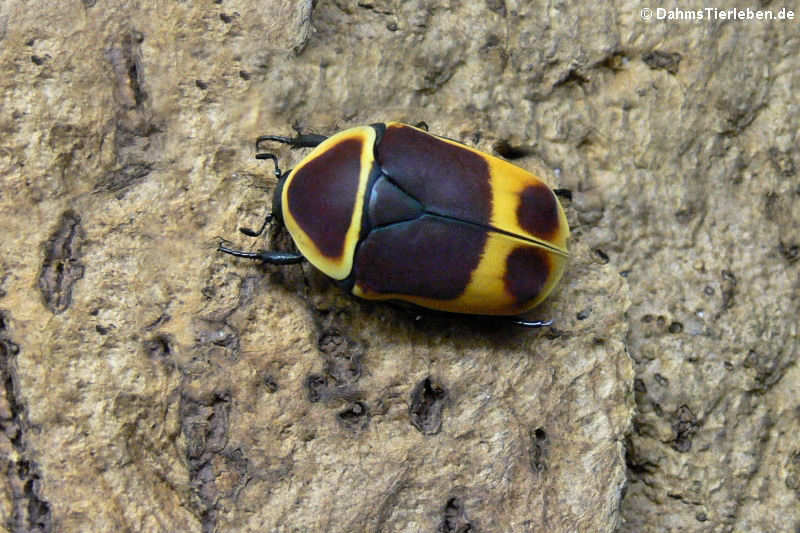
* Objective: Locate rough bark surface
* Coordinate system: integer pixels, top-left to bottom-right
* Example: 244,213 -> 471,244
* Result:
0,1 -> 796,532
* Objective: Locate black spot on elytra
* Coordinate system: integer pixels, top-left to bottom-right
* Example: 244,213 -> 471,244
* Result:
530,427 -> 549,473
517,184 -> 560,239
503,246 -> 550,306
38,211 -> 84,314
438,497 -> 473,533
409,377 -> 447,435
337,401 -> 370,432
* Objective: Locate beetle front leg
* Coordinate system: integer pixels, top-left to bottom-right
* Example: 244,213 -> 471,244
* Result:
218,243 -> 305,265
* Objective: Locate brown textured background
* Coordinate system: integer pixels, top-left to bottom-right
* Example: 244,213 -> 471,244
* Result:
0,1 -> 798,532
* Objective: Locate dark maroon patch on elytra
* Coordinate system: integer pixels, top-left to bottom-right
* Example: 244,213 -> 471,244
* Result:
354,215 -> 486,300
503,246 -> 551,304
376,125 -> 492,226
287,139 -> 363,258
368,176 -> 423,228
517,184 -> 560,239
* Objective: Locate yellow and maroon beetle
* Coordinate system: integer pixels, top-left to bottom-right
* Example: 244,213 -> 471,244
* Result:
219,122 -> 569,327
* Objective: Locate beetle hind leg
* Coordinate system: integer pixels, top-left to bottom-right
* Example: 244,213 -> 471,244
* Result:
218,242 -> 305,265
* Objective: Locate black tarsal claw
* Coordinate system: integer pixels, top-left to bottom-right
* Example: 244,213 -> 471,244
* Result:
239,213 -> 273,238
255,152 -> 282,177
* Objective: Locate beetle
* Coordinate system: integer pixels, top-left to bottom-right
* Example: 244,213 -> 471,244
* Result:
219,122 -> 569,327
